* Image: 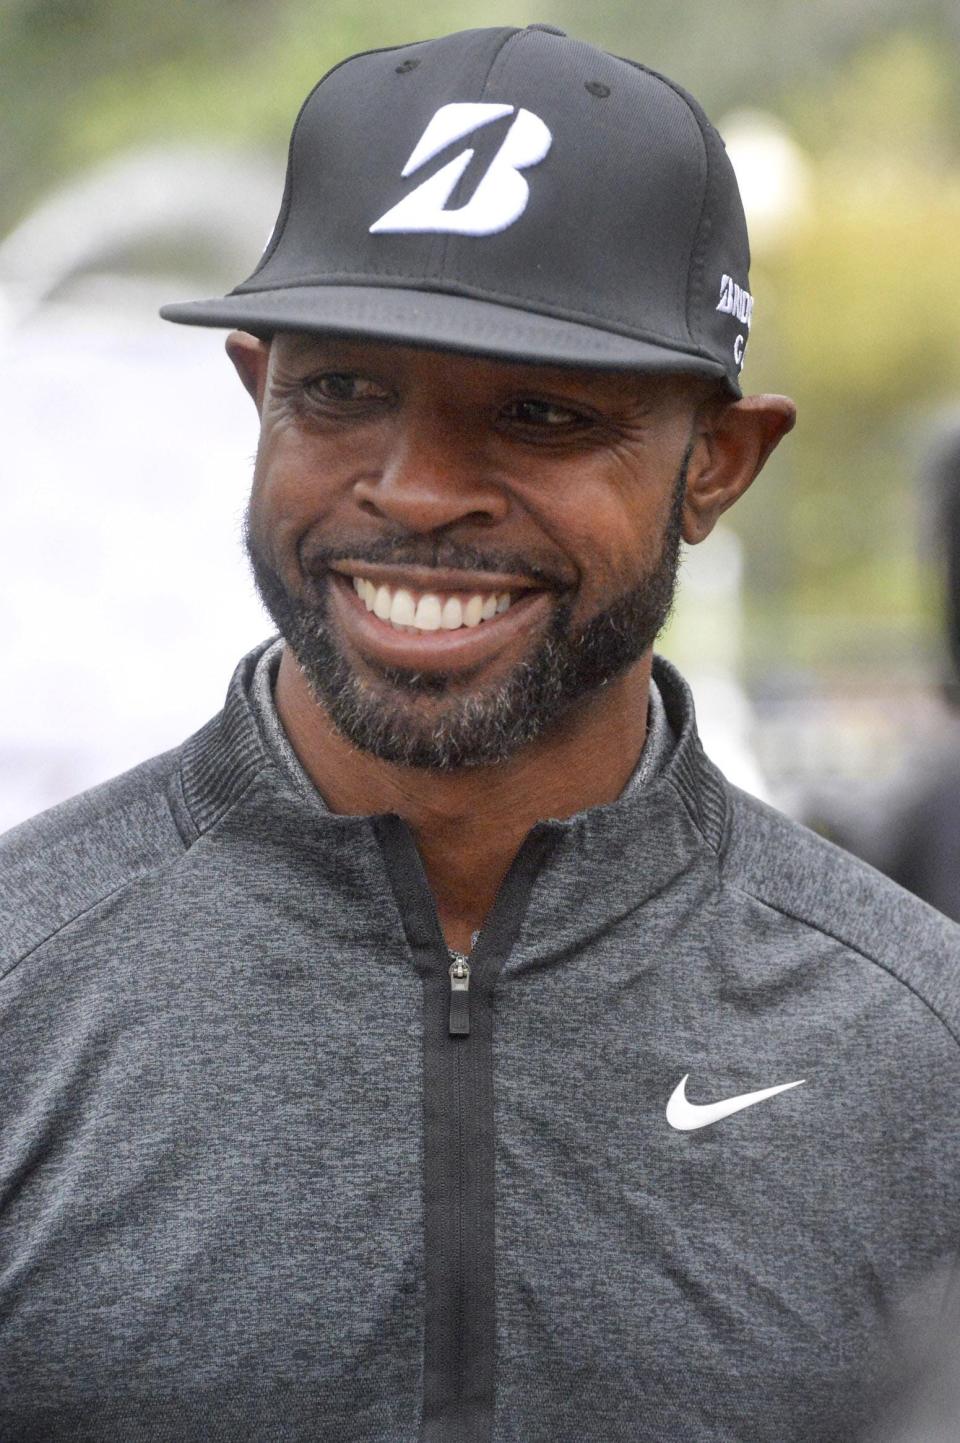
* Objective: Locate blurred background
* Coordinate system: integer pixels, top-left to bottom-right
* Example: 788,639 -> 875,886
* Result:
3,0 -> 960,914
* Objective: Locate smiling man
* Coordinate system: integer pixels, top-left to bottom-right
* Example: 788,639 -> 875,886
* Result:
2,24 -> 960,1443
230,334 -> 783,956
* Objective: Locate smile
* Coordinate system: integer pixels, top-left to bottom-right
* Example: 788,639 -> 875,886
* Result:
352,577 -> 513,633
328,570 -> 554,673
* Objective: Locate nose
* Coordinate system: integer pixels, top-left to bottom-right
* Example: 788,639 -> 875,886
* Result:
352,410 -> 510,533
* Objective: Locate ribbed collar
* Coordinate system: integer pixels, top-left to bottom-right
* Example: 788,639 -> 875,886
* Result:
178,639 -> 729,953
244,636 -> 674,810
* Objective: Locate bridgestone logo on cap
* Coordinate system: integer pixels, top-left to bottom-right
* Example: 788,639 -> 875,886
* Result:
369,102 -> 553,237
716,274 -> 753,329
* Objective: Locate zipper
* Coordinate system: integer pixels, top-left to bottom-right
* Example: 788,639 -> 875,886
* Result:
370,815 -> 559,1443
447,930 -> 480,1038
448,953 -> 471,1036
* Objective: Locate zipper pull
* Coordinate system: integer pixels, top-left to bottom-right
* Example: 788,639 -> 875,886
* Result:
448,955 -> 471,1037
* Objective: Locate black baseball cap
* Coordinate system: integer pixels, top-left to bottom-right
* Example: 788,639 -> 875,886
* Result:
160,25 -> 754,396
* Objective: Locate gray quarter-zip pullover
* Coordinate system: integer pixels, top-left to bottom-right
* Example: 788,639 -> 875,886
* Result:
1,640 -> 959,1441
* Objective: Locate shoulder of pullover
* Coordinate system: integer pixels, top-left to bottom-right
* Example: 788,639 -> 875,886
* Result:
721,781 -> 960,1047
0,747 -> 193,980
0,646 -> 287,982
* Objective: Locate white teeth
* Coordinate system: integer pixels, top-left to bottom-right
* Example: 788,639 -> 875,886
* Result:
350,577 -> 515,631
413,594 -> 443,630
349,577 -> 377,610
389,588 -> 416,626
373,584 -> 392,620
441,597 -> 463,630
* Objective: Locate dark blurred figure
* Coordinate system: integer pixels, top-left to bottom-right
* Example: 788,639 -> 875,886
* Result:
803,423 -> 960,922
878,423 -> 960,921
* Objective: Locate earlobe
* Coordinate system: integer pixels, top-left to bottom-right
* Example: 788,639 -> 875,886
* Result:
682,393 -> 796,545
225,331 -> 272,412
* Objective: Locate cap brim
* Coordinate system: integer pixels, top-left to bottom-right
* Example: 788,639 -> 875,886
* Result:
159,284 -> 739,394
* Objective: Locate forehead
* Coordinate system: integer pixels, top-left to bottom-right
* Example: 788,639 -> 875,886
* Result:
268,330 -> 705,407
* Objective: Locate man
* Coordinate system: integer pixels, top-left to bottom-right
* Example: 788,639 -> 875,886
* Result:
802,425 -> 960,923
877,426 -> 960,920
2,24 -> 959,1443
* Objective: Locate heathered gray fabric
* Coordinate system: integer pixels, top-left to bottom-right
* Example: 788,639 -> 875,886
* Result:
2,638 -> 960,1441
249,639 -> 324,802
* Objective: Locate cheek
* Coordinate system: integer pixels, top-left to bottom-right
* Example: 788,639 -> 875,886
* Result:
533,482 -> 669,606
248,422 -> 350,560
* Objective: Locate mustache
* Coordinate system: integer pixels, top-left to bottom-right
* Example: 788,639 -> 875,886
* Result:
298,533 -> 570,590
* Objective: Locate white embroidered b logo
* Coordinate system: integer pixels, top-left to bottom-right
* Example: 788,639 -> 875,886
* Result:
369,102 -> 552,237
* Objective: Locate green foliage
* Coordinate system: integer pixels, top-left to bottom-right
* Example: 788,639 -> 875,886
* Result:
0,0 -> 546,227
785,29 -> 960,167
720,28 -> 960,678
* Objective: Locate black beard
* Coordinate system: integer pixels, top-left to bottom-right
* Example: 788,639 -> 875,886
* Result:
245,453 -> 688,771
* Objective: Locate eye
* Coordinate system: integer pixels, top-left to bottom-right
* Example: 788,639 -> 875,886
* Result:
303,372 -> 390,404
500,397 -> 592,431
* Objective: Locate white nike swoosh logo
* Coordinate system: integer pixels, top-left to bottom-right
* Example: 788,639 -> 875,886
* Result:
666,1073 -> 806,1132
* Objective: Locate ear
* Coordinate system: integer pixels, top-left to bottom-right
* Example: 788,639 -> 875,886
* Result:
225,331 -> 272,413
682,394 -> 796,545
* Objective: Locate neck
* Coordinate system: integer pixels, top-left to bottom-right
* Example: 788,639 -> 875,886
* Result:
274,646 -> 652,953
